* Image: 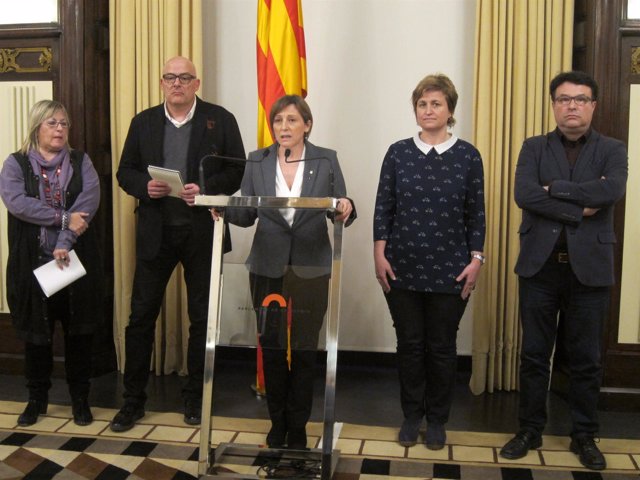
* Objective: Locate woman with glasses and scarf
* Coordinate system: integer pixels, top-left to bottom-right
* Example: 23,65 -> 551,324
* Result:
0,100 -> 103,427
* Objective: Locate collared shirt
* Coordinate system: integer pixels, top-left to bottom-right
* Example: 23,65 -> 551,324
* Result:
164,99 -> 196,128
558,127 -> 591,169
374,136 -> 485,294
413,132 -> 459,156
554,128 -> 591,251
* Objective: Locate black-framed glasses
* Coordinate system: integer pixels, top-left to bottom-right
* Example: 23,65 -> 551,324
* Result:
553,95 -> 593,106
162,73 -> 196,85
44,119 -> 70,129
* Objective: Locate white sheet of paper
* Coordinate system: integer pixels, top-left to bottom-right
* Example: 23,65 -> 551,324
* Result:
33,250 -> 87,298
147,165 -> 185,198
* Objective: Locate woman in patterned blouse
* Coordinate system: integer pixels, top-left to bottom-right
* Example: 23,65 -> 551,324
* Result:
373,74 -> 486,450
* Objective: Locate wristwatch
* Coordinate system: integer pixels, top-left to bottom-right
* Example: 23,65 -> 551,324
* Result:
472,253 -> 486,265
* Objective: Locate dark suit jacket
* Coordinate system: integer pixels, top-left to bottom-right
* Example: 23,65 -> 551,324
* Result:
228,141 -> 355,278
514,129 -> 628,286
116,97 -> 245,260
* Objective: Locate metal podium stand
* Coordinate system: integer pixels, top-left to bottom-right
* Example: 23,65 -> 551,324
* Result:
193,195 -> 344,479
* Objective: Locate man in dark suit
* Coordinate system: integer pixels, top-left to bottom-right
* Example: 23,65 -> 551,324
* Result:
111,56 -> 245,432
499,71 -> 628,470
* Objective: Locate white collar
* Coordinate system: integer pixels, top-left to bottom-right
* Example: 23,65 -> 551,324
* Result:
413,132 -> 458,155
164,99 -> 197,128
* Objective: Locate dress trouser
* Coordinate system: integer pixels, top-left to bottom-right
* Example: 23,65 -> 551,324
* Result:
250,270 -> 329,434
384,288 -> 467,425
123,225 -> 212,406
518,256 -> 609,436
25,289 -> 93,401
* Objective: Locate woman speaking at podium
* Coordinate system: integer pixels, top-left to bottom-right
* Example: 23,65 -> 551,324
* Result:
226,94 -> 356,449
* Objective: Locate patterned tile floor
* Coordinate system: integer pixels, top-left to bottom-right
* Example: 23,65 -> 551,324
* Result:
1,400 -> 639,479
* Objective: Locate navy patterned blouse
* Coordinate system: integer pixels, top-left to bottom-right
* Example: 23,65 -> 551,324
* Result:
374,134 -> 486,294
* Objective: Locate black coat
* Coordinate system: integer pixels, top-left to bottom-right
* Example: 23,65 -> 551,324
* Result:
514,129 -> 628,286
116,97 -> 246,259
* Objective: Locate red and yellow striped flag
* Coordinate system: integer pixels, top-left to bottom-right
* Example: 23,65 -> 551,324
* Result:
257,0 -> 307,148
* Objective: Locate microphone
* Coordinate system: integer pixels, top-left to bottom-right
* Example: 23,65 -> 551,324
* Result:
201,152 -> 268,164
199,147 -> 270,192
283,153 -> 335,197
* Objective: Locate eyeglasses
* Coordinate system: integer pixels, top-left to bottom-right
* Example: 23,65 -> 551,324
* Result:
162,73 -> 196,85
553,95 -> 593,106
43,119 -> 70,129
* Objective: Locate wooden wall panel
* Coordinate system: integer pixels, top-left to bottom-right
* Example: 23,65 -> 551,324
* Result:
0,0 -> 114,376
572,0 -> 640,400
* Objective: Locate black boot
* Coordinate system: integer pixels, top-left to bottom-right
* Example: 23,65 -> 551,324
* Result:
18,399 -> 48,427
72,397 -> 93,426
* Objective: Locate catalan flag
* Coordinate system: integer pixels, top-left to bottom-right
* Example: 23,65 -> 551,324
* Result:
257,0 -> 307,148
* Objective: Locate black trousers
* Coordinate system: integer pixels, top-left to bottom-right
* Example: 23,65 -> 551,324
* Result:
25,289 -> 93,401
123,226 -> 212,406
518,257 -> 609,436
250,270 -> 329,432
384,288 -> 467,425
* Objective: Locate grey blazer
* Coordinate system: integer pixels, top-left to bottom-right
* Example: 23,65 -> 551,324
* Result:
228,141 -> 353,278
514,129 -> 628,287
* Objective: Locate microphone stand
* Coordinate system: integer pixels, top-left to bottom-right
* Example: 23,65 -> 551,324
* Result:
198,150 -> 270,193
282,149 -> 335,198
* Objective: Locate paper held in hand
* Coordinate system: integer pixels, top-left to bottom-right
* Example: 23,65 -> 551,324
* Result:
33,250 -> 87,297
147,165 -> 185,198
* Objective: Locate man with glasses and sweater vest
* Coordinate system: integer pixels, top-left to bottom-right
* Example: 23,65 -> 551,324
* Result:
111,56 -> 245,432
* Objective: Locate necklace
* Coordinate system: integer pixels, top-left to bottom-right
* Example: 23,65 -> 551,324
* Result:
41,164 -> 62,207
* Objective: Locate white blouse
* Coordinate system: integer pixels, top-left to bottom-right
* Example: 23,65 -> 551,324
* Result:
275,147 -> 305,227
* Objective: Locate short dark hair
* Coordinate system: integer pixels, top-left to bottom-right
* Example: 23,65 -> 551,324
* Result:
269,94 -> 313,138
549,71 -> 598,101
411,74 -> 458,127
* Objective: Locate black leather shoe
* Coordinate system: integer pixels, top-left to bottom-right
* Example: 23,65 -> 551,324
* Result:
110,404 -> 145,432
499,431 -> 542,459
398,419 -> 421,447
72,398 -> 93,426
18,399 -> 48,427
184,398 -> 202,425
570,435 -> 606,470
425,423 -> 446,450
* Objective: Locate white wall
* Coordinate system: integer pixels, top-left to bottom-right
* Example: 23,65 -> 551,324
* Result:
201,0 -> 478,353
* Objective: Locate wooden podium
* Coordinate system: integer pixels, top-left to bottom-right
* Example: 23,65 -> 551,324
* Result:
193,195 -> 345,479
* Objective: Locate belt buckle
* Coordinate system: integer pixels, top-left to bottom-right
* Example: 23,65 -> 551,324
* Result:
557,252 -> 569,263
